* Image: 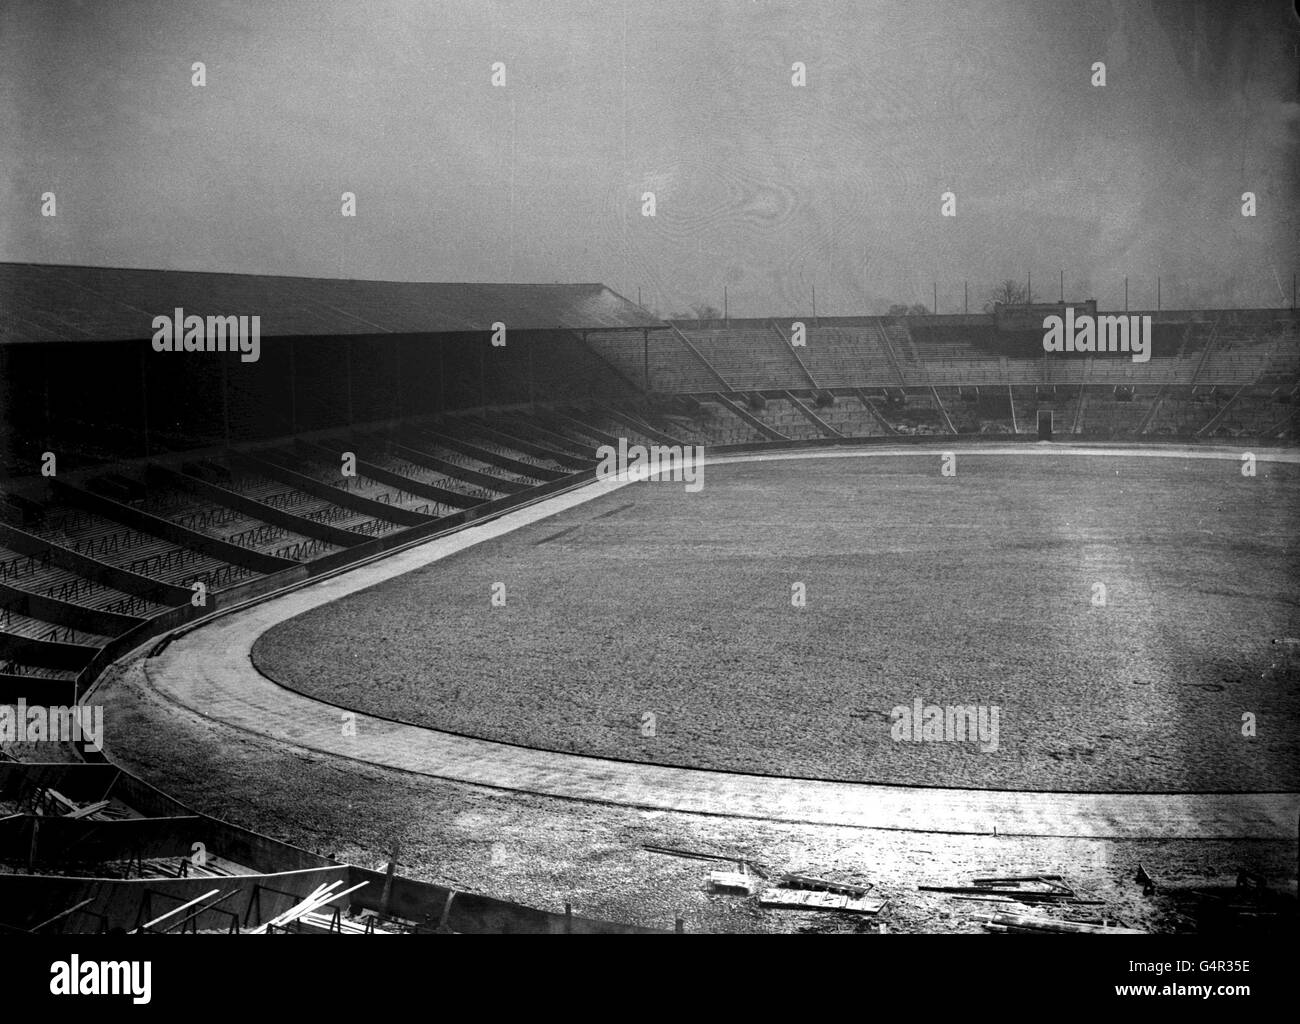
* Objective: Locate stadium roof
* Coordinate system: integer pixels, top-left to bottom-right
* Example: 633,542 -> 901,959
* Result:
0,263 -> 665,344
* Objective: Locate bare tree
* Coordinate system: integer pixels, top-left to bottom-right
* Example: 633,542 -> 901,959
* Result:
984,280 -> 1028,312
690,302 -> 722,321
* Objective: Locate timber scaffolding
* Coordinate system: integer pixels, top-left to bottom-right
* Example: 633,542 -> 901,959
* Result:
0,762 -> 670,934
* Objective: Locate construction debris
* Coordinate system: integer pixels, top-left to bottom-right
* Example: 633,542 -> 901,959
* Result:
646,844 -> 769,878
707,868 -> 758,896
975,911 -> 1146,935
779,872 -> 871,898
759,889 -> 885,914
1187,869 -> 1295,933
62,800 -> 110,820
247,880 -> 369,934
25,786 -> 127,821
920,874 -> 1101,906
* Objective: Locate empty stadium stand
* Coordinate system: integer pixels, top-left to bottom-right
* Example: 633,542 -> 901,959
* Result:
1,263 -> 1294,710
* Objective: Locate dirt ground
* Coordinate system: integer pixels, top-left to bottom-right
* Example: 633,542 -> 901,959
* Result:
252,455 -> 1300,793
27,657 -> 1287,935
8,450 -> 1297,933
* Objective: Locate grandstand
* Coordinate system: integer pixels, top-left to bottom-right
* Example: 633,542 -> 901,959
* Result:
585,309 -> 1298,442
2,264 -> 1296,711
1,261 -> 1296,933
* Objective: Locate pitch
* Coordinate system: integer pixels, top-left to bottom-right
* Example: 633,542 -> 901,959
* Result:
252,449 -> 1300,793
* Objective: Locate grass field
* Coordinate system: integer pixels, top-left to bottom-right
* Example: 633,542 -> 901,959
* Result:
252,450 -> 1300,793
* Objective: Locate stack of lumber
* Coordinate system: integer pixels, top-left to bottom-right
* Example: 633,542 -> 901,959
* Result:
779,872 -> 871,898
920,874 -> 1101,907
32,786 -> 129,821
975,911 -> 1146,935
247,880 -> 368,934
758,871 -> 882,914
759,889 -> 884,914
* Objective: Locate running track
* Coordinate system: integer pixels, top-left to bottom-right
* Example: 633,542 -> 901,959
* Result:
137,444 -> 1300,840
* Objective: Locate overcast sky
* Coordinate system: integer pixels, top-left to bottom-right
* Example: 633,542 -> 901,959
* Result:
2,0 -> 1297,316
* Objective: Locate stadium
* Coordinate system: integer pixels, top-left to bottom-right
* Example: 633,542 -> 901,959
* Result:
1,261 -> 1296,934
1,0 -> 1297,942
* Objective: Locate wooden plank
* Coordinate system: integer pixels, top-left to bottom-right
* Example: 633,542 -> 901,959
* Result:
162,889 -> 241,934
278,882 -> 369,928
708,870 -> 757,895
780,872 -> 870,898
918,885 -> 1082,901
133,888 -> 221,933
41,788 -> 79,813
976,912 -> 1145,935
759,889 -> 884,914
250,882 -> 338,933
63,800 -> 110,820
250,880 -> 369,934
28,898 -> 94,934
644,843 -> 766,875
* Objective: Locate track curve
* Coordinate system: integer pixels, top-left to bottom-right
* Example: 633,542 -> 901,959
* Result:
137,443 -> 1300,840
